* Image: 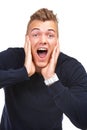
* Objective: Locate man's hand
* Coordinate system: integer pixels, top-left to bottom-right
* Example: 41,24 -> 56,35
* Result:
24,36 -> 35,77
41,41 -> 60,79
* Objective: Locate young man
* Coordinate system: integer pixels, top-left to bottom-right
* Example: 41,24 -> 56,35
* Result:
0,8 -> 87,130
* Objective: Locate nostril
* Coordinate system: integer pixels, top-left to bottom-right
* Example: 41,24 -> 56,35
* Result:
43,42 -> 46,45
40,42 -> 47,45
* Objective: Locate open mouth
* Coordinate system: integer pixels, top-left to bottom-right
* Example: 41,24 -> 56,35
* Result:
37,48 -> 48,58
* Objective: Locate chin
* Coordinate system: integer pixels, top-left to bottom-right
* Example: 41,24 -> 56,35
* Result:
35,61 -> 48,68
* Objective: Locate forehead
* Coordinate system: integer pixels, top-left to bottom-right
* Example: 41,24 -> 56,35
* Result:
28,20 -> 58,32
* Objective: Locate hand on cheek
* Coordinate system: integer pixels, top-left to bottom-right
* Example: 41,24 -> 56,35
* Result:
24,35 -> 36,77
41,42 -> 60,79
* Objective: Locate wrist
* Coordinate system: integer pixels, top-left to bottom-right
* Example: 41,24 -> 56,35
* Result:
44,73 -> 59,86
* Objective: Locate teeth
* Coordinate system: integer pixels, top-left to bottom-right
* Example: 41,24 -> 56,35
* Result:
38,48 -> 47,51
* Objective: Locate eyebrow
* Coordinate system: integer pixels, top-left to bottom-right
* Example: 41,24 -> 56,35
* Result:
31,28 -> 40,32
31,28 -> 55,33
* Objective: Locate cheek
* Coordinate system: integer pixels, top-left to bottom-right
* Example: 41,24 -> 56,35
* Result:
50,42 -> 56,49
31,42 -> 36,51
50,39 -> 57,46
49,42 -> 57,53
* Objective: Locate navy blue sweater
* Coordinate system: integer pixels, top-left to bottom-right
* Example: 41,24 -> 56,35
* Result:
0,48 -> 87,130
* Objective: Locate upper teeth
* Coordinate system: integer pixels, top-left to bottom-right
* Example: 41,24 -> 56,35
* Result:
38,48 -> 46,51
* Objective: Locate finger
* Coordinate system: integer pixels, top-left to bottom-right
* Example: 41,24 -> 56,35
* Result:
24,37 -> 26,50
52,43 -> 59,58
24,35 -> 28,52
52,43 -> 60,64
27,37 -> 31,54
55,43 -> 60,61
24,35 -> 31,54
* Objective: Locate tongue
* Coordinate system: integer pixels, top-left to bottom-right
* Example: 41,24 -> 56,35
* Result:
38,52 -> 47,58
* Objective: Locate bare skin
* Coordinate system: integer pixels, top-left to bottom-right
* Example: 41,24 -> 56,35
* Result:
24,20 -> 60,80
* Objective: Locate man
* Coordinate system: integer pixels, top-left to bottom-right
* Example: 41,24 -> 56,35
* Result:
0,8 -> 87,130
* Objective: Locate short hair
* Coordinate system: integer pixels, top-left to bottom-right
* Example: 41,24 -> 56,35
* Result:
26,8 -> 59,36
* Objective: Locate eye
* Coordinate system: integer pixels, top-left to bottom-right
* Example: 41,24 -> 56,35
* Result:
48,34 -> 54,38
49,34 -> 53,37
32,33 -> 38,37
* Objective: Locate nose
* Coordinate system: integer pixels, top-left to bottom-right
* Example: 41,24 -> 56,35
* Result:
40,35 -> 47,45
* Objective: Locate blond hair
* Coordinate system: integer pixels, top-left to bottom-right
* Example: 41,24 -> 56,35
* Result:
26,8 -> 59,36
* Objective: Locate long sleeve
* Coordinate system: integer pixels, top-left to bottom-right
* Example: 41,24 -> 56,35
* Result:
48,54 -> 87,129
0,67 -> 29,88
0,48 -> 29,88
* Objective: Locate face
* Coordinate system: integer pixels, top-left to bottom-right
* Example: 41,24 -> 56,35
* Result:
28,20 -> 58,69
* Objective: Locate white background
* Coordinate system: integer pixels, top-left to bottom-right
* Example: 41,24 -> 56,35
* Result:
0,0 -> 87,129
